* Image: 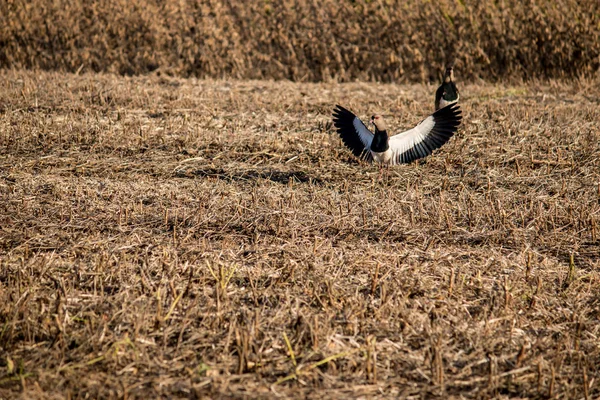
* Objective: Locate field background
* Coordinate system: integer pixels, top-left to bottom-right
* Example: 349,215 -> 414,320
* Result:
2,0 -> 600,399
1,0 -> 600,82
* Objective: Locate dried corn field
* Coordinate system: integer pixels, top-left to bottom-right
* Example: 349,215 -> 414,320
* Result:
1,69 -> 600,398
1,0 -> 599,82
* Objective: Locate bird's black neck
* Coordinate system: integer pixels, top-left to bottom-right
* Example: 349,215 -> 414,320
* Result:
443,82 -> 458,100
370,129 -> 389,152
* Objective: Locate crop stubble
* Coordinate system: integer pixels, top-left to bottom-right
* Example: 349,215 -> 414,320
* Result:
0,70 -> 600,398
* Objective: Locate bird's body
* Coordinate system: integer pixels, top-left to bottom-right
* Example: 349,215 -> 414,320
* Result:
368,115 -> 392,164
369,125 -> 389,153
435,67 -> 459,111
332,103 -> 462,166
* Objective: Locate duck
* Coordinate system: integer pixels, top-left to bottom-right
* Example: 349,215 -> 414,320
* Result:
435,66 -> 460,111
331,103 -> 462,166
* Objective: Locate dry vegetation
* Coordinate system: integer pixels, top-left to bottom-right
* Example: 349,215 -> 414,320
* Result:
1,0 -> 599,82
1,69 -> 600,399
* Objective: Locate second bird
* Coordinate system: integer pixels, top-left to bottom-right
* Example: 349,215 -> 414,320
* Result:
435,66 -> 460,111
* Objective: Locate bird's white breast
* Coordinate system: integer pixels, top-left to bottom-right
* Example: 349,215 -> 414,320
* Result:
439,95 -> 459,109
371,149 -> 393,164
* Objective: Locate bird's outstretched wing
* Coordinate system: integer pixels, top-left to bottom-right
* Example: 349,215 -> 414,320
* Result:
332,105 -> 374,162
388,103 -> 462,164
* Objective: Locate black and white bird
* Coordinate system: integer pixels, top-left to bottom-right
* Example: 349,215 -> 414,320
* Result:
331,103 -> 462,166
435,66 -> 460,111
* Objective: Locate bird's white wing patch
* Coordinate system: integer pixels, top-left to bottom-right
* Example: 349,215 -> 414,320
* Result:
353,117 -> 374,149
389,117 -> 433,157
387,113 -> 453,165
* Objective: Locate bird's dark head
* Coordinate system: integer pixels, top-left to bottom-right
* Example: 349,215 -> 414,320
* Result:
371,114 -> 387,132
444,66 -> 454,83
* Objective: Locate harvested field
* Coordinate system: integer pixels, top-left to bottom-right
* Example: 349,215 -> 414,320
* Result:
1,69 -> 600,398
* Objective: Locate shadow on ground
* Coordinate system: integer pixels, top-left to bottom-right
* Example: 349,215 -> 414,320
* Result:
176,167 -> 324,185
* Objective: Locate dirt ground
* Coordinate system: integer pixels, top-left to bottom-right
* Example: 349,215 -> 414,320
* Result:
1,70 -> 599,399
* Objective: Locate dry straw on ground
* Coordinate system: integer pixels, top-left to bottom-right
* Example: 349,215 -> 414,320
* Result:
1,69 -> 600,398
1,0 -> 599,82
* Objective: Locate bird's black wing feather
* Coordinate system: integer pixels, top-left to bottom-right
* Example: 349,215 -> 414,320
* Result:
332,105 -> 374,162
